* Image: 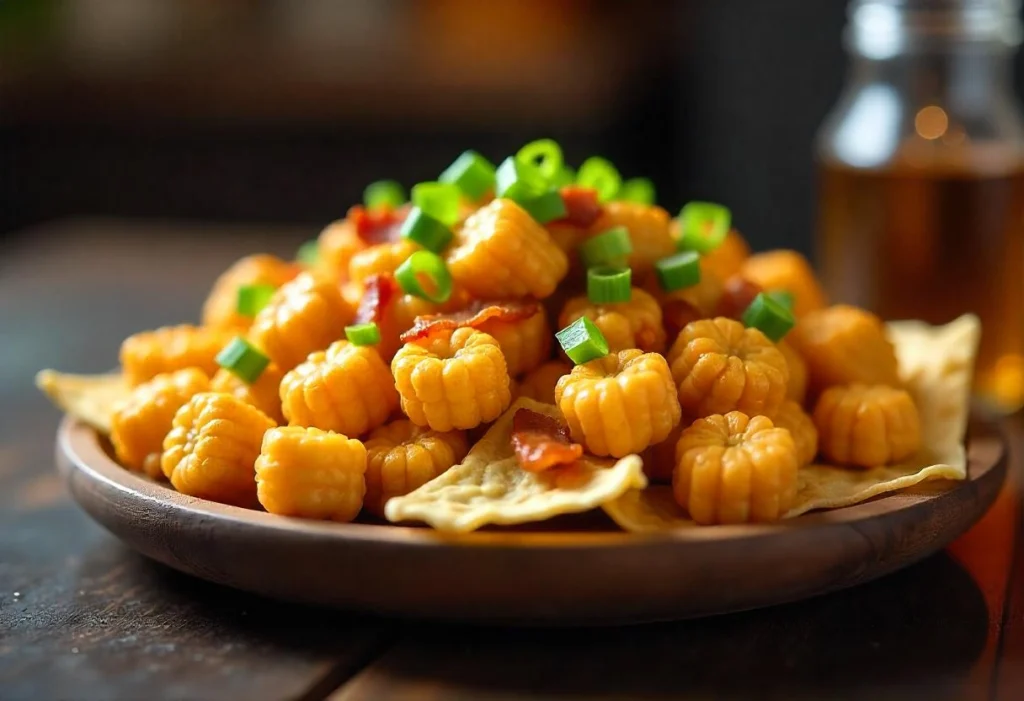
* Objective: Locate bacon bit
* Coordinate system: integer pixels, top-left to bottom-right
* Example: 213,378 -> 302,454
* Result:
715,275 -> 764,320
550,186 -> 602,229
355,273 -> 400,324
511,408 -> 584,472
662,299 -> 704,341
348,204 -> 409,246
399,299 -> 540,342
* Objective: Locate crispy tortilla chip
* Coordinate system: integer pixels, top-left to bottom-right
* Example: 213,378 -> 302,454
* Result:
35,370 -> 129,435
400,300 -> 539,343
604,314 -> 981,532
385,397 -> 647,533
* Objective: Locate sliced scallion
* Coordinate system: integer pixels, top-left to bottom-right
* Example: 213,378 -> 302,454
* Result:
741,292 -> 795,342
516,139 -> 564,184
579,226 -> 633,268
495,156 -> 546,201
576,156 -> 622,203
345,322 -> 382,347
411,181 -> 461,227
296,240 -> 319,266
556,317 -> 610,365
400,207 -> 452,253
216,337 -> 270,384
235,283 -> 276,317
587,267 -> 632,304
678,201 -> 731,253
394,250 -> 453,304
654,251 -> 702,292
364,180 -> 406,210
439,150 -> 496,200
617,177 -> 656,205
519,189 -> 568,224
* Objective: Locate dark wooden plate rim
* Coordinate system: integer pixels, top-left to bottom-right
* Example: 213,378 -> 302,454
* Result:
57,414 -> 1008,549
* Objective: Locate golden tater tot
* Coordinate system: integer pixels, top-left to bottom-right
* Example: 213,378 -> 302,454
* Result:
248,271 -> 354,372
363,419 -> 468,516
315,218 -> 365,283
773,399 -> 818,467
559,288 -> 667,354
392,327 -> 511,431
814,384 -> 921,468
667,317 -> 789,418
700,229 -> 751,281
778,340 -> 808,404
674,412 -> 799,524
210,363 -> 286,425
589,201 -> 675,276
740,250 -> 827,318
120,324 -> 234,388
201,254 -> 300,331
348,239 -> 419,285
447,199 -> 568,300
476,305 -> 552,376
517,360 -> 572,405
555,349 -> 681,458
161,392 -> 276,507
789,305 -> 901,396
255,426 -> 367,521
280,340 -> 398,437
110,368 -> 210,479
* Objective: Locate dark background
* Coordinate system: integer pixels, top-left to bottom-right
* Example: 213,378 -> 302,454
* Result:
3,0 -> 1020,255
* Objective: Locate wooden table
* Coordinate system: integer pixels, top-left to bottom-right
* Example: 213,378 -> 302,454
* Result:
2,220 -> 1022,701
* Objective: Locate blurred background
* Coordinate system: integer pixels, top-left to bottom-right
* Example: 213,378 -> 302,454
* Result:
1,0 -> 854,253
4,0 -> 1024,409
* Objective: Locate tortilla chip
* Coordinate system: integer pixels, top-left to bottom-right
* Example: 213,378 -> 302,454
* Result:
35,370 -> 128,435
384,397 -> 647,533
604,314 -> 980,532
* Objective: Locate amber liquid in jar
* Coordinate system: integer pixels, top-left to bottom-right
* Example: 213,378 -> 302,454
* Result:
817,159 -> 1024,411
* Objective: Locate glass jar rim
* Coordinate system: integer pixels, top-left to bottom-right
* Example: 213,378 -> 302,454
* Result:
846,0 -> 1023,57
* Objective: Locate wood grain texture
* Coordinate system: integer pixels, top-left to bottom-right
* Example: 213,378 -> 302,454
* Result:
0,222 -> 395,701
56,413 -> 1007,625
332,551 -> 991,701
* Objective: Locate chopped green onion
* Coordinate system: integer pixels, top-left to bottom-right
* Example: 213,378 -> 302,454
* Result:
579,226 -> 633,268
678,201 -> 731,253
364,180 -> 406,210
556,317 -> 609,365
516,139 -> 564,184
216,337 -> 270,384
395,250 -> 453,304
741,292 -> 795,342
519,189 -> 567,224
400,207 -> 453,253
296,240 -> 319,266
765,289 -> 795,313
587,267 -> 632,304
236,283 -> 276,317
495,156 -> 546,201
411,182 -> 461,227
345,322 -> 382,347
654,251 -> 702,292
617,177 -> 656,205
576,156 -> 622,203
439,150 -> 496,200
552,164 -> 576,188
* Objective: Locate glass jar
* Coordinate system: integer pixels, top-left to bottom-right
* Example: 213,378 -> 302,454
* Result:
814,0 -> 1024,412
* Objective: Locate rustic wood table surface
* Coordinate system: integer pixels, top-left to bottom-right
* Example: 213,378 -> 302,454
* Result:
2,220 -> 1022,701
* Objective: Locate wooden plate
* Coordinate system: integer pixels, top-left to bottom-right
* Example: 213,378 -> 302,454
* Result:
55,414 -> 1007,626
